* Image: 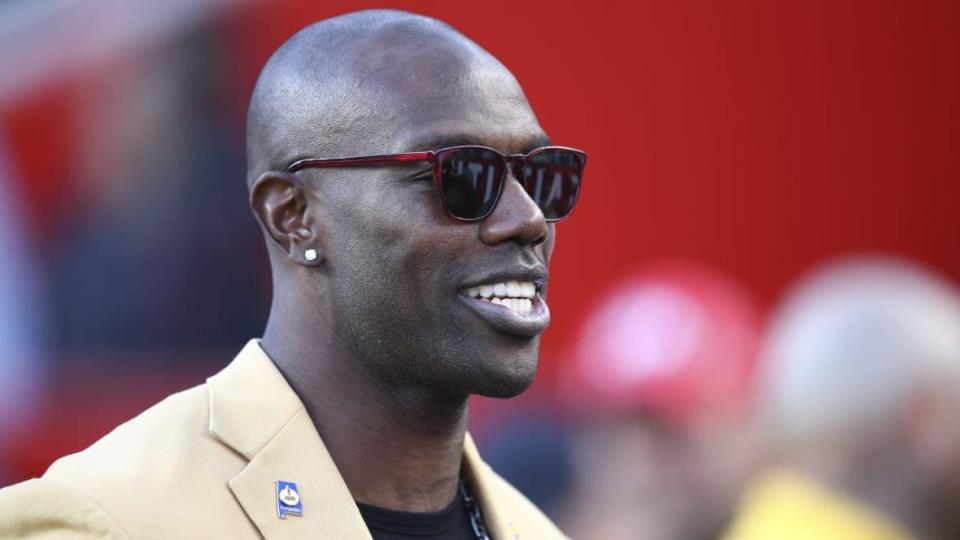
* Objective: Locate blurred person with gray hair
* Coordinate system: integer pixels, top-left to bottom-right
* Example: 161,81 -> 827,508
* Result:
723,255 -> 960,540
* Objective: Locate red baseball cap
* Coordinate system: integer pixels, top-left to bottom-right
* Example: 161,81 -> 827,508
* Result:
561,261 -> 762,426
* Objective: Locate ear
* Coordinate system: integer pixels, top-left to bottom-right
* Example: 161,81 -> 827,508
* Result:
249,171 -> 323,266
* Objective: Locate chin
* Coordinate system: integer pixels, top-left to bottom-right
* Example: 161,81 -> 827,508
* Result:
474,376 -> 535,399
400,334 -> 541,399
465,348 -> 539,398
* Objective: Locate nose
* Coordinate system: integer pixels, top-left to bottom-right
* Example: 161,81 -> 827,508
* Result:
478,173 -> 548,246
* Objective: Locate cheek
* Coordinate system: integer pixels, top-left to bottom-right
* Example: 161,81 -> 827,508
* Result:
326,178 -> 426,251
328,185 -> 465,303
396,227 -> 473,314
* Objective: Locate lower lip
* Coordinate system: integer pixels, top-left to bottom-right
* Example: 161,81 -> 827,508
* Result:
459,293 -> 551,337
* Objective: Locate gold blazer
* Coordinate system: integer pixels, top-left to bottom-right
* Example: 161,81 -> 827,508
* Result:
0,340 -> 566,539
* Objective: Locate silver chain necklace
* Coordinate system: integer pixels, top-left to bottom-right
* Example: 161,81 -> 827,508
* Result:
459,478 -> 491,540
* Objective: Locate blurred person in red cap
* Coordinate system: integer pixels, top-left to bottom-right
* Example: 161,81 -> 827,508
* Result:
0,9 -> 585,539
558,261 -> 763,540
723,255 -> 960,540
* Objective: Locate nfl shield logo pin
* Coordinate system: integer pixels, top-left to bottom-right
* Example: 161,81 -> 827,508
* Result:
276,481 -> 303,519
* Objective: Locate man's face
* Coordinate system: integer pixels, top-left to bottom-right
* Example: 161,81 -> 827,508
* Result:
306,51 -> 556,398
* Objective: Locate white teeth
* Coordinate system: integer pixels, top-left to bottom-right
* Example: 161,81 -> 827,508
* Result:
466,280 -> 538,313
481,281 -> 537,299
485,296 -> 534,316
524,283 -> 536,297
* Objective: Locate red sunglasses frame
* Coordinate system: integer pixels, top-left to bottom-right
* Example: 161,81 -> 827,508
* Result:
283,145 -> 586,222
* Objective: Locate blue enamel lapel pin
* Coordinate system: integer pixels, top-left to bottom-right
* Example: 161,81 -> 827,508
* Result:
276,480 -> 303,519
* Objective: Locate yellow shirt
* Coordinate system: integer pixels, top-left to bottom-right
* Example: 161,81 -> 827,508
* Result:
722,469 -> 915,540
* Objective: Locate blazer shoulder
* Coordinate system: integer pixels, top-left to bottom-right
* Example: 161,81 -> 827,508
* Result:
46,383 -> 215,482
0,477 -> 130,539
40,382 -> 247,534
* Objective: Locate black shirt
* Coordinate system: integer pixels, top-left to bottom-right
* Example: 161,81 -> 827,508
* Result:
357,493 -> 477,540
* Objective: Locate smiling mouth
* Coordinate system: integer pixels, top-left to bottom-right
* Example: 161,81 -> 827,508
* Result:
465,280 -> 538,316
460,279 -> 550,337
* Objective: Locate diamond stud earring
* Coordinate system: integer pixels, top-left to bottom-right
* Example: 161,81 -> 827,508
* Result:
304,249 -> 318,262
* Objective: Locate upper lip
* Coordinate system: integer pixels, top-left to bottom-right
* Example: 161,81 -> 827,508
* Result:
460,264 -> 548,291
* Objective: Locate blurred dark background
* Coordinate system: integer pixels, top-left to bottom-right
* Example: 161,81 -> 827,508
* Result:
1,0 -> 958,536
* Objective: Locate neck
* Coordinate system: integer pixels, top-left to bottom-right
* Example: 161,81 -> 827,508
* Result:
261,300 -> 469,513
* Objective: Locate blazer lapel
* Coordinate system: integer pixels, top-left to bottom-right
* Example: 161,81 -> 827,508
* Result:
463,433 -> 517,540
207,340 -> 371,540
228,408 -> 372,539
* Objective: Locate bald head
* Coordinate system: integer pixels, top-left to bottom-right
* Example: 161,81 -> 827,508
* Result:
246,10 -> 539,187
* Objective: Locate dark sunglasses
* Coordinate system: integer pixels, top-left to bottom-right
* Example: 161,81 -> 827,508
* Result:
284,145 -> 586,222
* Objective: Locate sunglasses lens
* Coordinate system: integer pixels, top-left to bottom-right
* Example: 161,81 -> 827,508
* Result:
439,147 -> 504,220
521,149 -> 584,220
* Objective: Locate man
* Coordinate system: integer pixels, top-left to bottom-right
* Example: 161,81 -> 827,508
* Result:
0,10 -> 584,539
722,256 -> 960,540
